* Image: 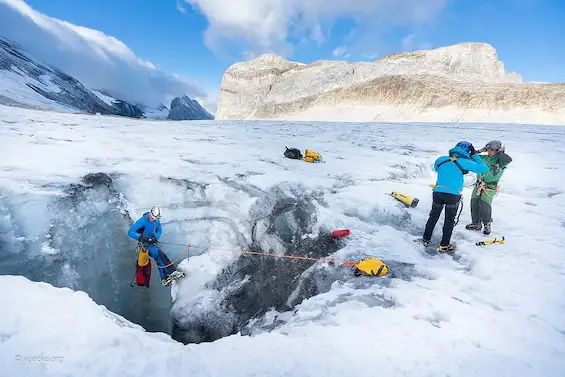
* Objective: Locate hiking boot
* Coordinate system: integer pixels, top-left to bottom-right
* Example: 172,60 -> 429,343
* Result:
162,277 -> 172,287
483,222 -> 491,235
437,244 -> 456,253
466,223 -> 482,231
170,270 -> 185,280
422,239 -> 430,247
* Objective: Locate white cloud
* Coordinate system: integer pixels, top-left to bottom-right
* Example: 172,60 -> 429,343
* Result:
0,0 -> 207,107
195,88 -> 219,115
332,46 -> 349,58
183,0 -> 449,57
176,0 -> 187,13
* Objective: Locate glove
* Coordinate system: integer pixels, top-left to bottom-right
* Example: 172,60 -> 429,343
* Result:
139,235 -> 150,243
147,237 -> 157,245
468,144 -> 477,156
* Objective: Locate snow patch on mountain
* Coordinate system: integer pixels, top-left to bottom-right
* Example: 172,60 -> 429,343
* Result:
90,89 -> 117,107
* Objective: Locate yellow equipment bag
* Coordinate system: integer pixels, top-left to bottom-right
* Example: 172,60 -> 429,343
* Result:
137,246 -> 150,267
303,149 -> 322,163
353,258 -> 389,277
391,191 -> 419,207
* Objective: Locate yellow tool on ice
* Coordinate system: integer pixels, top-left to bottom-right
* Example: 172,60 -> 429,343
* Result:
391,191 -> 419,207
476,236 -> 505,246
353,258 -> 389,277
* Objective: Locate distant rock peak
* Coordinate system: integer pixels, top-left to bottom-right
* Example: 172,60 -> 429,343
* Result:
167,95 -> 214,120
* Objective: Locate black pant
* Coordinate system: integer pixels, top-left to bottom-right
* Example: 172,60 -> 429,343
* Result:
470,198 -> 492,224
423,192 -> 461,246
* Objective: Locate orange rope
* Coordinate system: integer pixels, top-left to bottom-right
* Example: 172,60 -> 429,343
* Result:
140,242 -> 356,269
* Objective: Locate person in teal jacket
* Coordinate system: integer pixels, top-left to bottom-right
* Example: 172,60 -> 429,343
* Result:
422,141 -> 489,252
128,205 -> 179,286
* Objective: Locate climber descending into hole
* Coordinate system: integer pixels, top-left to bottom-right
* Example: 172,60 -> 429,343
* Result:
128,206 -> 185,287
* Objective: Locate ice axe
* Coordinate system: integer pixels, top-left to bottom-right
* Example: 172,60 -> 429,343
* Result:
476,236 -> 505,246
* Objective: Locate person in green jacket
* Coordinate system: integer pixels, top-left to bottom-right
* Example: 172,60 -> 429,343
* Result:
465,140 -> 512,235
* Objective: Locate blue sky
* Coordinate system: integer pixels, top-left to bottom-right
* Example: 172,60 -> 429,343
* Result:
14,0 -> 565,103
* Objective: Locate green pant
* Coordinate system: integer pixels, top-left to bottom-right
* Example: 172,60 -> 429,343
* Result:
470,182 -> 497,224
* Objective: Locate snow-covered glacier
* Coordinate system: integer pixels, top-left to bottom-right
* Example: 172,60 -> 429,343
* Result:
1,104 -> 565,376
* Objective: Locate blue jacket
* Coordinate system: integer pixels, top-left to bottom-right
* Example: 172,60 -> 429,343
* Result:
128,212 -> 162,241
432,145 -> 489,195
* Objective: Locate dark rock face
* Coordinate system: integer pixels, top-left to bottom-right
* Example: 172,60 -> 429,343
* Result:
170,185 -> 348,344
112,99 -> 144,118
0,37 -> 143,118
167,95 -> 214,120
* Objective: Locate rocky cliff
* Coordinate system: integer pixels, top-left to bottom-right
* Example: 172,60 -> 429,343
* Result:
215,43 -> 565,125
167,95 -> 214,120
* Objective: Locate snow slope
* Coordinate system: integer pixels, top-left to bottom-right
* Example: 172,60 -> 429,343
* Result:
1,104 -> 565,376
90,89 -> 117,107
215,42 -> 565,125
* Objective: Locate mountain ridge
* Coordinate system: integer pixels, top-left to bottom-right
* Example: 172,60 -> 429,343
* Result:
0,37 -> 213,120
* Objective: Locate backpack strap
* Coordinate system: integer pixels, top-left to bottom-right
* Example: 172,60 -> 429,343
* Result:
437,156 -> 469,175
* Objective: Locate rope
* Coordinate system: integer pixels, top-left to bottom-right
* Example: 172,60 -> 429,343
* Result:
130,247 -> 146,287
454,197 -> 464,226
129,258 -> 138,287
137,242 -> 190,269
476,181 -> 500,199
139,241 -> 357,269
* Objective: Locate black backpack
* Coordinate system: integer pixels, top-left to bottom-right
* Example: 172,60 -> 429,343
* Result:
284,146 -> 303,160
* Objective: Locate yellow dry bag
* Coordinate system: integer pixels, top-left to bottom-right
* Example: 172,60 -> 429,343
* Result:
303,149 -> 322,163
354,258 -> 389,277
391,191 -> 419,207
137,246 -> 150,267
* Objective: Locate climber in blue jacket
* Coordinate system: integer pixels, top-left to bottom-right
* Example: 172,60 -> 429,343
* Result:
422,141 -> 489,252
128,205 -> 177,285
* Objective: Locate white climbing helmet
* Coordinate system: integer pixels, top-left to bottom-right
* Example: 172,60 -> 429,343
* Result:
150,205 -> 162,219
